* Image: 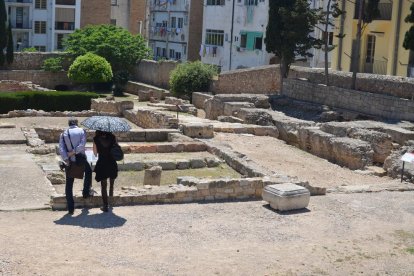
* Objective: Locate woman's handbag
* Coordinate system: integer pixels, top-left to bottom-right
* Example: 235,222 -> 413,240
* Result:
66,161 -> 85,179
110,142 -> 124,161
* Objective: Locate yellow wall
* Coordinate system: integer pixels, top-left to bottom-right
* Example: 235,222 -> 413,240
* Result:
331,0 -> 411,77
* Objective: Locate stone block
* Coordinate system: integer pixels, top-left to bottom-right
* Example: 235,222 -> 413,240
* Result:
138,90 -> 152,101
182,123 -> 214,139
205,157 -> 221,167
190,159 -> 207,169
177,160 -> 190,170
157,161 -> 177,170
262,184 -> 310,212
192,92 -> 213,109
183,142 -> 207,152
143,166 -> 162,186
129,144 -> 157,153
217,116 -> 245,123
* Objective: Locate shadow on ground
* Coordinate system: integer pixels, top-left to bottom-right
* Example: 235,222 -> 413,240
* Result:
262,204 -> 311,215
54,208 -> 127,229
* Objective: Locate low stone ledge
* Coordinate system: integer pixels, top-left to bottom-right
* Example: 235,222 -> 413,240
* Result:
2,109 -> 117,118
192,92 -> 213,109
123,109 -> 178,129
128,142 -> 206,153
182,123 -> 214,139
212,124 -> 279,138
91,99 -> 133,116
118,156 -> 221,171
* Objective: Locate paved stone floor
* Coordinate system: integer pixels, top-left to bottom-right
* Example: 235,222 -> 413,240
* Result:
0,145 -> 54,210
0,128 -> 26,144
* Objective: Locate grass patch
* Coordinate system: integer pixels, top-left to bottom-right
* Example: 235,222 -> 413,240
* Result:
406,247 -> 414,254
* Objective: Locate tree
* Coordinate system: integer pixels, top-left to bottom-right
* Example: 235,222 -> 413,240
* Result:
6,19 -> 13,65
265,0 -> 322,92
318,0 -> 344,85
403,3 -> 414,52
63,24 -> 151,72
0,0 -> 7,66
351,0 -> 380,89
68,53 -> 113,88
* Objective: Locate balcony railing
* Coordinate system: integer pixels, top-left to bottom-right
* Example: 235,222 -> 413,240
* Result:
354,1 -> 392,21
55,21 -> 75,31
5,0 -> 32,3
11,22 -> 32,29
55,0 -> 75,5
363,59 -> 387,75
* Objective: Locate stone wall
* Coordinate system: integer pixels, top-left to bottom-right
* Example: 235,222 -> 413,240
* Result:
91,99 -> 134,116
0,70 -> 71,89
0,52 -> 72,71
132,60 -> 178,89
35,127 -> 179,143
0,80 -> 51,92
283,78 -> 414,121
211,65 -> 280,95
123,109 -> 178,129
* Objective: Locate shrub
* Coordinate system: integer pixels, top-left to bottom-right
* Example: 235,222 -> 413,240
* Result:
112,70 -> 129,96
42,57 -> 63,72
0,91 -> 98,114
22,47 -> 37,52
169,61 -> 218,98
68,53 -> 113,84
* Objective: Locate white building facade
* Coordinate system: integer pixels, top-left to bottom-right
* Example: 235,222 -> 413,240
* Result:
201,0 -> 272,72
201,0 -> 332,71
147,0 -> 191,61
5,0 -> 81,51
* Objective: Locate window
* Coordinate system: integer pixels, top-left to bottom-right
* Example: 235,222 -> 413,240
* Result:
178,18 -> 183,29
366,35 -> 376,63
171,17 -> 176,28
244,0 -> 258,6
111,0 -> 117,5
239,31 -> 263,50
169,49 -> 175,59
34,46 -> 46,52
322,31 -> 334,46
35,0 -> 47,9
16,7 -> 23,28
207,0 -> 224,5
110,19 -> 116,25
240,33 -> 247,48
57,34 -> 65,50
34,21 -> 46,34
205,29 -> 224,46
162,48 -> 166,57
156,47 -> 161,57
254,36 -> 262,50
175,52 -> 182,60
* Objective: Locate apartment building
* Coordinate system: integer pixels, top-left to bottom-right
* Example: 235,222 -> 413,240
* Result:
110,0 -> 146,36
331,0 -> 412,77
201,0 -> 272,71
147,0 -> 203,61
5,0 -> 110,52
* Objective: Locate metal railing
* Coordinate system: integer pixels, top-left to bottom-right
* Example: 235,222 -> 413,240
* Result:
11,22 -> 32,29
363,59 -> 388,75
354,1 -> 392,21
5,0 -> 33,3
55,0 -> 75,5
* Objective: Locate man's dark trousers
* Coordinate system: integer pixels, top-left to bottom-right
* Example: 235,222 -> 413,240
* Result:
65,160 -> 92,212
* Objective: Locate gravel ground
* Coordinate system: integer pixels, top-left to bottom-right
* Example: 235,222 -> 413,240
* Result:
0,192 -> 414,275
212,133 -> 406,190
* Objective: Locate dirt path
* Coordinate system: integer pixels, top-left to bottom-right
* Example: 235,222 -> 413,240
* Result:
1,192 -> 414,275
212,133 -> 405,190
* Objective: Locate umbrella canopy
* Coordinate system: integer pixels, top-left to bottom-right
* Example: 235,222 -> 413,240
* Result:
81,116 -> 131,132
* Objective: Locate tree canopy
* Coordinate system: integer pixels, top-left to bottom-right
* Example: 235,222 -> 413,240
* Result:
63,24 -> 151,71
265,0 -> 321,86
403,3 -> 414,52
0,0 -> 7,66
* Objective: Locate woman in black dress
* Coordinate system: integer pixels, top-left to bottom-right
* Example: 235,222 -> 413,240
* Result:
93,130 -> 118,212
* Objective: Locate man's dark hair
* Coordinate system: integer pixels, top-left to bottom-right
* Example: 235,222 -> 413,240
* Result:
68,118 -> 78,126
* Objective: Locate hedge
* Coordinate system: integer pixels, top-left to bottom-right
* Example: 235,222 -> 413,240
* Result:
0,91 -> 99,114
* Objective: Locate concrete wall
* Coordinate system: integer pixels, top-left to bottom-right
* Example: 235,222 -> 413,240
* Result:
0,70 -> 71,89
283,78 -> 414,121
132,60 -> 178,89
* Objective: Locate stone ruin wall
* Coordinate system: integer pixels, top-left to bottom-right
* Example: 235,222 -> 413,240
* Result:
282,78 -> 414,122
0,70 -> 71,89
0,52 -> 72,71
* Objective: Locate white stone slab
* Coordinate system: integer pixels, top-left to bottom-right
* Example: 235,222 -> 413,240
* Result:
262,183 -> 310,211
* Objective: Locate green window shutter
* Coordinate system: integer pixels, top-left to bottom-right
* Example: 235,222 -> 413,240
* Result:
246,33 -> 255,50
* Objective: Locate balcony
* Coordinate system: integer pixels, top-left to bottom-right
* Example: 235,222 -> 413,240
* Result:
10,21 -> 32,30
354,1 -> 392,21
5,0 -> 32,3
363,59 -> 388,75
55,0 -> 75,5
55,21 -> 75,31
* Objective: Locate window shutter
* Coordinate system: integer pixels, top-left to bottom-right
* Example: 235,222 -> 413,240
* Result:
246,33 -> 255,50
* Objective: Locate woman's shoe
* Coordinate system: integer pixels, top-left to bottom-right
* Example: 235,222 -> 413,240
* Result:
100,206 -> 109,212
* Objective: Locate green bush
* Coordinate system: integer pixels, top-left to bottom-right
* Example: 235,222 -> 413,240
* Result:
0,91 -> 98,114
169,61 -> 218,98
22,47 -> 37,52
42,57 -> 63,72
68,53 -> 113,84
